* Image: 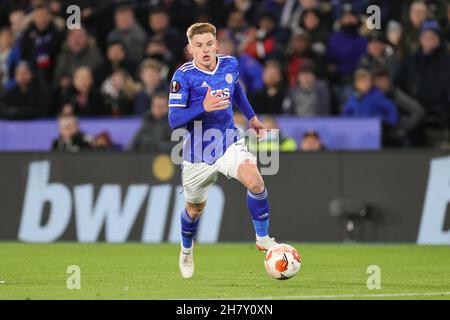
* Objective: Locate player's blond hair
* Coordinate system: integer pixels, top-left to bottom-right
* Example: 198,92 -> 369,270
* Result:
186,23 -> 216,42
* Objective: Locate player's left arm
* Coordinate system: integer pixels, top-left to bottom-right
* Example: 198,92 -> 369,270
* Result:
233,81 -> 265,139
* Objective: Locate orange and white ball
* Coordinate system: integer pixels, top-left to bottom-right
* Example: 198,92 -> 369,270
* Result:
264,244 -> 301,280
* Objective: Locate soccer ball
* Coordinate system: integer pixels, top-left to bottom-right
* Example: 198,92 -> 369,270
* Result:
264,244 -> 301,280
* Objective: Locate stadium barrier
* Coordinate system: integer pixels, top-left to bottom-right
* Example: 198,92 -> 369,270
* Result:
0,151 -> 449,244
0,117 -> 381,151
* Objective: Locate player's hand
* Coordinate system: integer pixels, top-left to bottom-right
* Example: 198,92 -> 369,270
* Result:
203,86 -> 230,112
249,116 -> 266,140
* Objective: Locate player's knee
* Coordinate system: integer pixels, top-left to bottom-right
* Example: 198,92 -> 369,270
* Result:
186,202 -> 206,219
247,177 -> 265,194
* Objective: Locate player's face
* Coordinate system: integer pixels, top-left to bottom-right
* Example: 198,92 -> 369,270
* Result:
188,33 -> 218,70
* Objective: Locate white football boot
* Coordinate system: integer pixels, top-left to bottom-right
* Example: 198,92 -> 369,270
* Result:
255,236 -> 278,252
179,243 -> 194,278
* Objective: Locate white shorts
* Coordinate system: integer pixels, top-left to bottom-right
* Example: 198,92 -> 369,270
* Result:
182,139 -> 257,204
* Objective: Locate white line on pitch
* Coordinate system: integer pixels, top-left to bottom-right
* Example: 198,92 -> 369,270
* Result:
214,291 -> 450,300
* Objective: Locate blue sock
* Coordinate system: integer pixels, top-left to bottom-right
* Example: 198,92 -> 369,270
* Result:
247,188 -> 270,237
180,209 -> 200,249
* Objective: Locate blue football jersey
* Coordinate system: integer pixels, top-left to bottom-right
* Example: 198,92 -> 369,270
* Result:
168,55 -> 242,164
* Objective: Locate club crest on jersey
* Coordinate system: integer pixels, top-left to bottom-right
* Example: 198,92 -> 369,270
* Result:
171,81 -> 180,93
225,73 -> 233,84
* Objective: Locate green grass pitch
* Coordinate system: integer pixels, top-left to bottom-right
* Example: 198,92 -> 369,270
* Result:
1,243 -> 450,300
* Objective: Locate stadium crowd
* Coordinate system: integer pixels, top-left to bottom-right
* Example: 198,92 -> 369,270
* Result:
0,0 -> 449,151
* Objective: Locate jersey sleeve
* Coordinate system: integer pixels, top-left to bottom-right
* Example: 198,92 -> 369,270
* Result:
168,70 -> 205,129
168,70 -> 189,108
233,81 -> 256,120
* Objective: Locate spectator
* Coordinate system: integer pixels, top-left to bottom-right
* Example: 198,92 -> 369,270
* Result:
248,116 -> 298,152
250,60 -> 287,115
128,91 -> 173,152
0,61 -> 50,119
20,4 -> 65,82
285,30 -> 326,88
226,0 -> 259,26
373,67 -> 425,146
359,30 -> 399,81
283,61 -> 330,116
444,2 -> 450,44
0,27 -> 13,87
326,4 -> 367,104
218,35 -> 264,95
133,59 -> 167,115
95,40 -> 136,85
8,9 -> 26,40
60,66 -> 105,116
92,131 -> 120,151
101,69 -> 138,116
293,8 -> 329,56
343,68 -> 398,129
5,9 -> 26,88
107,5 -> 148,64
241,12 -> 282,62
386,20 -> 404,59
147,8 -> 183,61
288,0 -> 321,31
396,20 -> 450,147
51,114 -> 92,152
300,130 -> 326,151
143,35 -> 174,77
53,27 -> 104,88
401,1 -> 429,56
218,9 -> 249,54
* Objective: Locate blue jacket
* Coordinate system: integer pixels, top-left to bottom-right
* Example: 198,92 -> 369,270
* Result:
326,31 -> 367,76
343,87 -> 398,126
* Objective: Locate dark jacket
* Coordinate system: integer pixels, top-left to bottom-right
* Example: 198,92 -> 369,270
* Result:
0,77 -> 50,119
20,22 -> 65,82
51,131 -> 92,152
128,112 -> 173,152
61,86 -> 106,116
53,43 -> 104,87
250,86 -> 287,115
384,87 -> 425,132
395,45 -> 450,126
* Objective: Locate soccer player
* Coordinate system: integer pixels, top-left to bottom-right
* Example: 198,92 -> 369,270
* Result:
168,23 -> 278,279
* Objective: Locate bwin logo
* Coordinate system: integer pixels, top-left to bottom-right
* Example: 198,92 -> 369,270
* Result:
18,161 -> 225,243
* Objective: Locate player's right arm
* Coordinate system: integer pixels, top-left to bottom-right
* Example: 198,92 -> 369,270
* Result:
168,71 -> 230,129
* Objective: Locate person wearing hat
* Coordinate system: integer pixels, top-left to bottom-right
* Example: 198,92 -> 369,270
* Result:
395,20 -> 450,147
283,60 -> 331,116
326,3 -> 367,105
358,30 -> 399,80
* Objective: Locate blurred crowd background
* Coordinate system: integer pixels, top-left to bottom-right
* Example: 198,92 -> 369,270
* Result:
0,0 -> 449,152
